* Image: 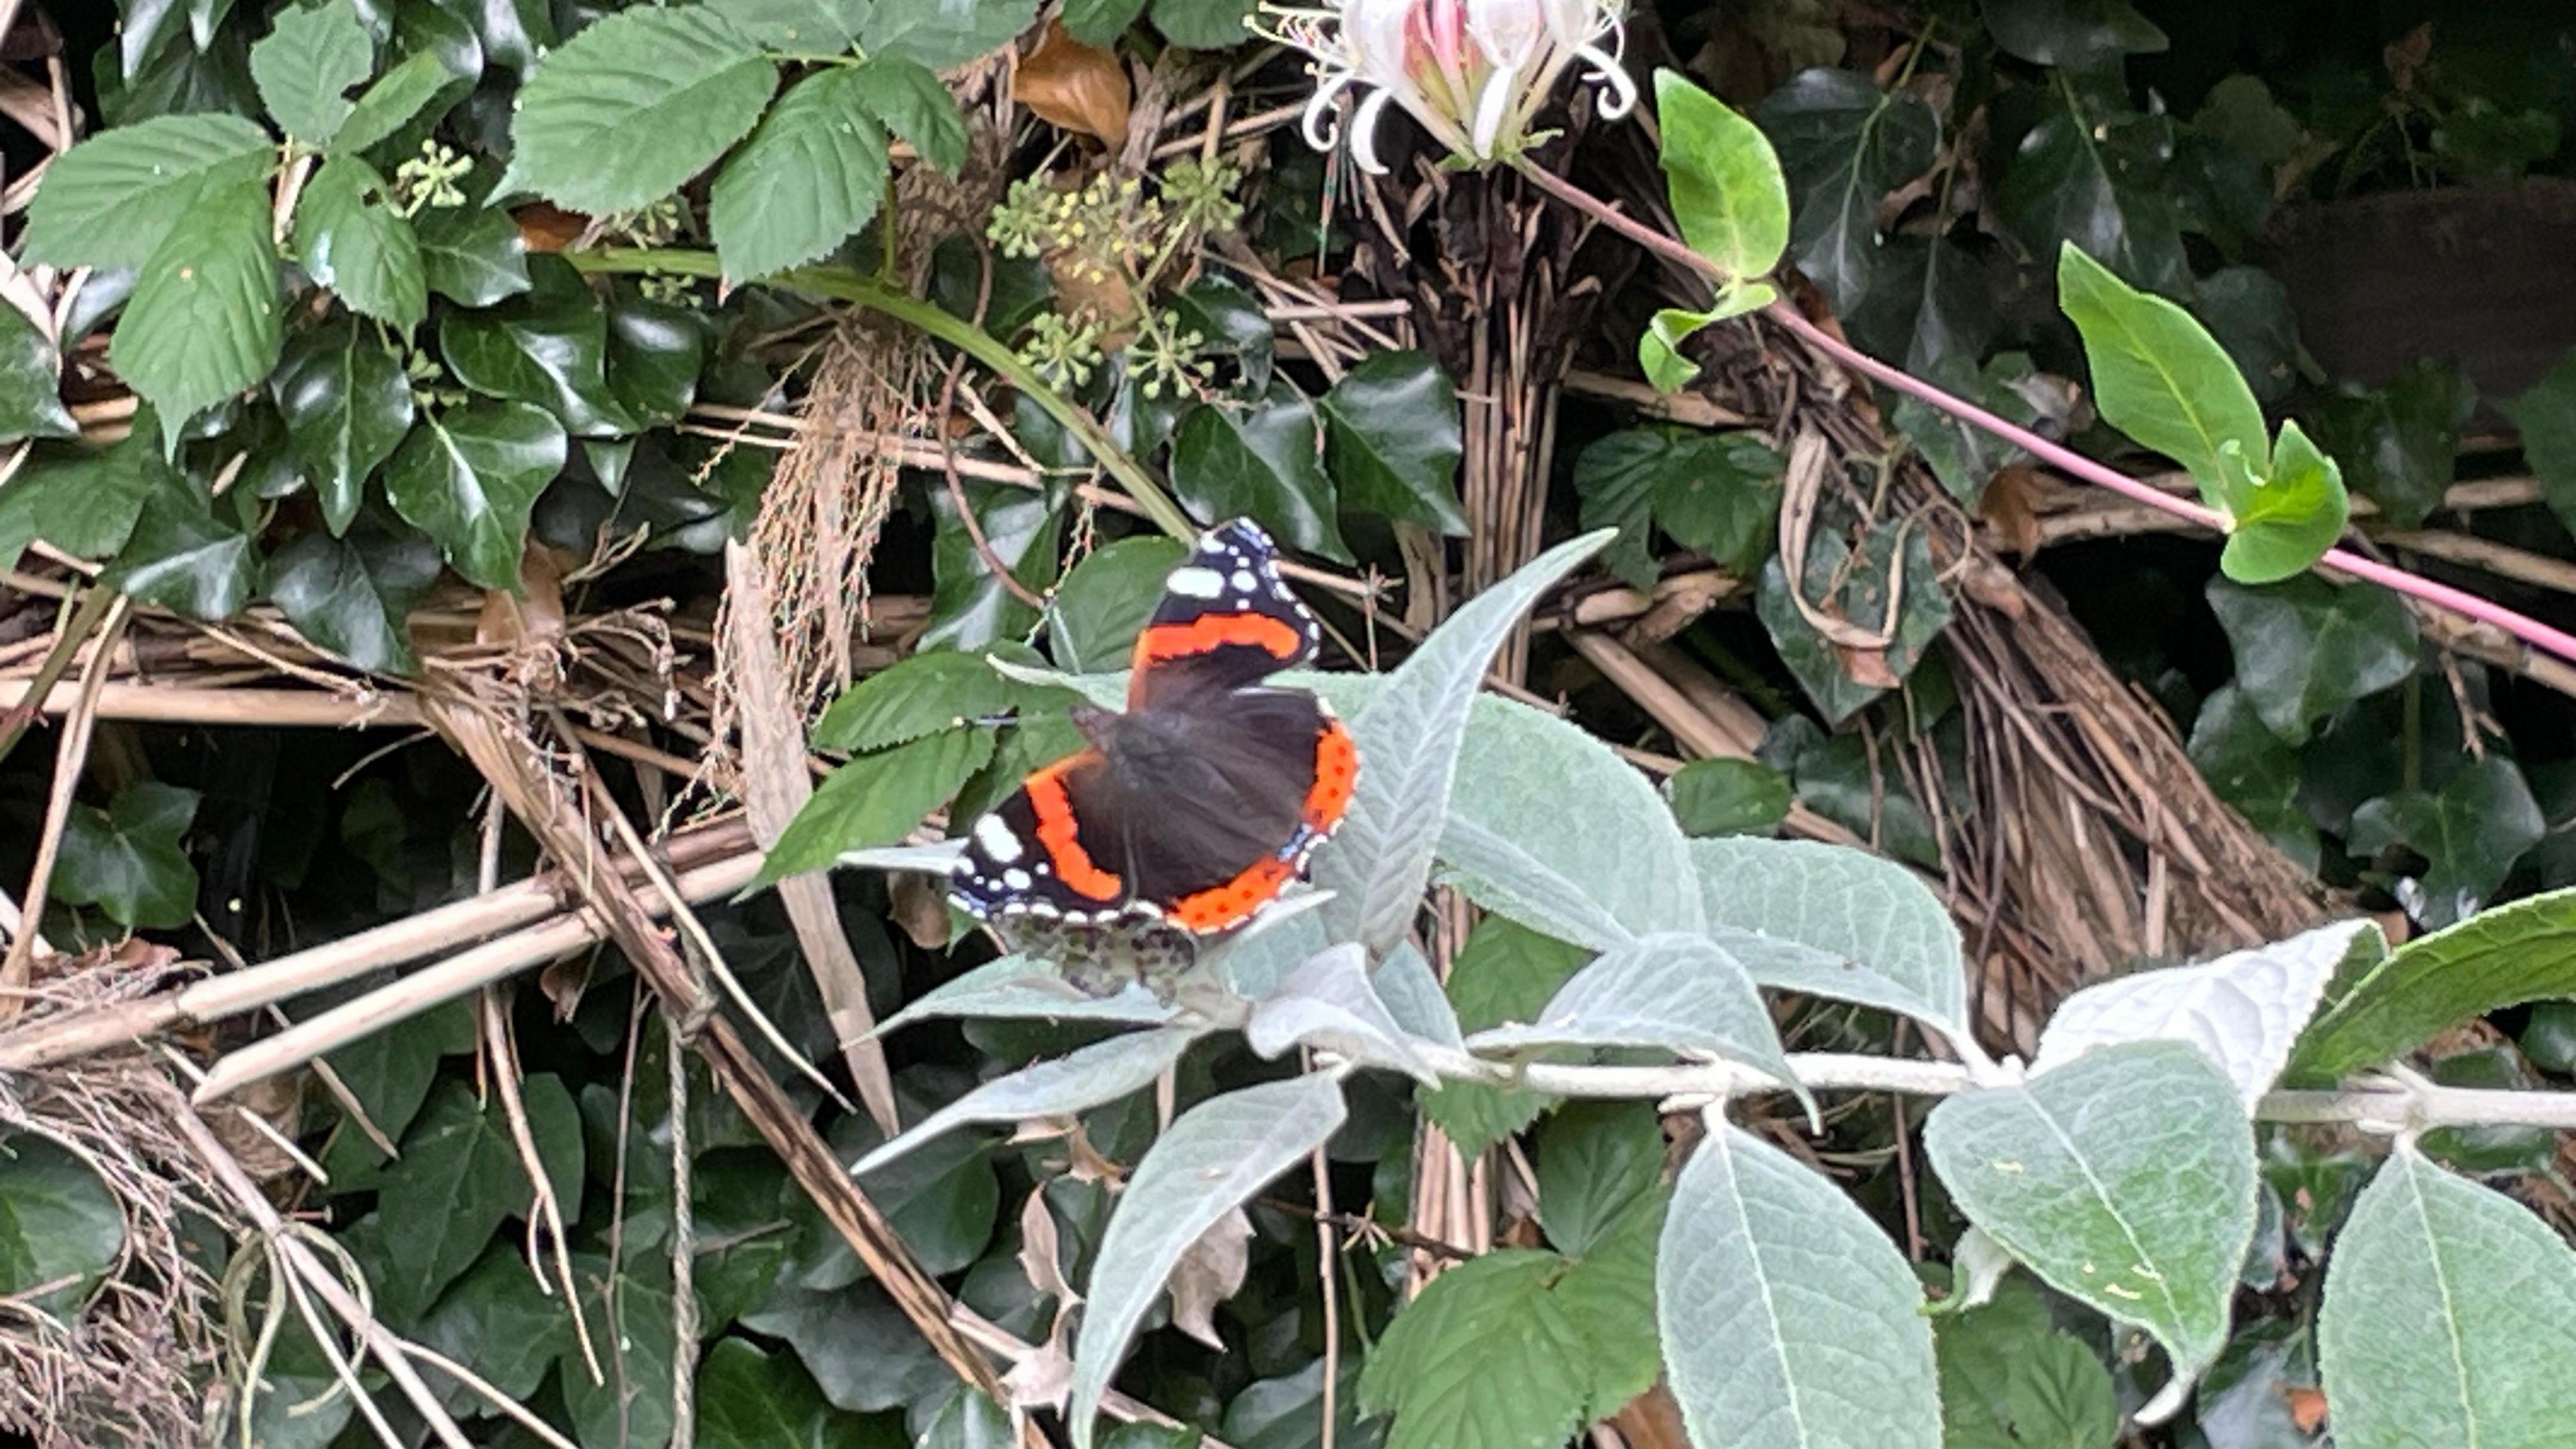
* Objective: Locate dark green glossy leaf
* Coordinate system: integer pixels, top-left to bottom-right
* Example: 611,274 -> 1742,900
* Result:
331,50 -> 457,153
1756,68 -> 1939,311
19,111 -> 273,268
1419,918 -> 1587,1159
437,255 -> 636,435
1981,0 -> 2165,68
710,66 -> 890,282
1756,520 -> 1951,726
2419,1046 -> 2558,1177
930,235 -> 1053,335
809,1104 -> 1000,1284
1572,425 -> 1785,588
2504,347 -> 2576,535
250,0 -> 374,144
381,400 -> 568,590
698,1338 -> 898,1448
1053,536 -> 1187,672
2196,265 -> 2304,407
0,302 -> 79,445
759,727 -> 998,883
2524,1000 -> 2576,1077
0,1132 -> 125,1316
2186,684 -> 2318,872
1151,0 -> 1253,48
2318,360 -> 2474,530
0,427 -> 166,569
1763,716 -> 1942,868
1318,350 -> 1467,536
1169,386 -> 1350,562
292,155 -> 426,329
319,996 -> 476,1180
272,316 -> 415,533
268,529 -> 424,674
1224,1358 -> 1382,1449
53,782 -> 201,929
1999,109 -> 2186,299
854,52 -> 967,173
2350,756 -> 2544,930
504,5 -> 775,216
923,478 -> 1059,650
745,1283 -> 951,1414
111,181 -> 282,449
604,289 -> 709,429
372,1075 -> 582,1320
415,1241 -> 576,1406
413,203 -> 531,307
559,1254 -> 677,1448
1663,757 -> 1793,839
1067,0 -> 1149,45
103,472 -> 260,620
1169,275 -> 1275,392
2205,575 -> 2415,745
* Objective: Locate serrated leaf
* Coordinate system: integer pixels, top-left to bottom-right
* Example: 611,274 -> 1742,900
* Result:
1572,425 -> 1785,588
330,50 -> 456,155
0,303 -> 78,445
1924,1041 -> 2255,1375
1169,387 -> 1352,563
1661,1123 -> 1939,1449
1051,538 -> 1188,672
381,400 -> 566,590
1065,0 -> 1150,45
1656,69 -> 1790,284
1468,932 -> 1799,1103
413,203 -> 531,307
815,649 -> 1073,753
2206,575 -> 2416,745
292,155 -> 426,329
103,474 -> 260,620
0,426 -> 165,569
2318,1145 -> 2576,1449
437,256 -> 635,435
20,112 -> 274,269
1246,945 -> 1436,1084
0,1134 -> 124,1319
759,728 -> 997,883
1689,835 -> 1969,1042
1315,531 -> 1612,956
112,181 -> 282,449
2033,920 -> 2375,1111
2294,886 -> 2576,1079
1665,758 -> 1792,837
507,6 -> 775,216
2057,242 -> 2266,508
1318,351 -> 1468,536
863,0 -> 1038,67
854,1026 -> 1198,1175
1070,1072 -> 1347,1448
1552,1189 -> 1667,1419
250,0 -> 373,144
853,52 -> 967,173
2350,755 -> 2546,930
267,530 -> 422,674
272,317 -> 413,533
710,66 -> 890,281
1354,1250 -> 1592,1449
1757,68 -> 1940,310
1419,918 -> 1587,1159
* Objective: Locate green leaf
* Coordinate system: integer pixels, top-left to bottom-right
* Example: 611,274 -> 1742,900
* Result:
698,1339 -> 895,1448
2055,242 -> 2266,508
0,1133 -> 125,1316
268,530 -> 424,674
1981,0 -> 2166,68
1466,932 -> 1799,1099
1052,537 -> 1189,672
292,155 -> 426,329
1169,387 -> 1352,563
603,288 -> 710,429
2294,887 -> 2576,1079
1935,1281 -> 2119,1449
103,473 -> 260,620
0,427 -> 166,569
2000,109 -> 2188,298
1169,276 -> 1276,392
558,1255 -> 678,1446
1664,758 -> 1792,837
330,50 -> 455,155
743,1284 -> 949,1414
710,66 -> 890,282
0,302 -> 80,445
1756,517 -> 1951,725
1067,0 -> 1150,45
1661,1123 -> 1939,1449
437,255 -> 635,435
713,0 -> 871,50
1419,918 -> 1588,1159
2504,345 -> 2576,536
2349,756 -> 2546,930
2186,684 -> 2318,871
1639,306 -> 1715,393
2318,1146 -> 2576,1449
415,1242 -> 576,1407
796,1108 -> 999,1285
506,5 -> 775,216
250,0 -> 373,144
112,180 -> 282,449
1573,425 -> 1784,588
320,998 -> 475,1178
1150,0 -> 1254,49
815,649 -> 1069,753
373,1075 -> 582,1320
414,203 -> 531,307
272,316 -> 415,533
761,727 -> 997,883
2318,360 -> 2475,530
853,52 -> 967,174
1535,1102 -> 1664,1258
2206,575 -> 2416,745
924,478 -> 1059,651
19,112 -> 274,268
2522,998 -> 2576,1076
1552,1190 -> 1667,1420
2218,420 -> 2349,584
1924,1041 -> 2256,1375
2196,266 -> 2303,404
1318,351 -> 1468,536
1070,1073 -> 1348,1449
1756,68 -> 1940,310
382,400 -> 564,590
53,782 -> 200,932
1355,1250 -> 1592,1449
864,0 -> 1038,67
856,1028 -> 1198,1177
1654,69 -> 1790,284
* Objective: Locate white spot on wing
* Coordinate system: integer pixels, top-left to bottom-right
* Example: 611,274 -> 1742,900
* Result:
1231,568 -> 1257,592
972,814 -> 1024,863
1166,566 -> 1226,599
1002,867 -> 1032,890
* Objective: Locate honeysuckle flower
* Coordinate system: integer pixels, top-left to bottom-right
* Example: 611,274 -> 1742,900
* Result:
1263,0 -> 1635,174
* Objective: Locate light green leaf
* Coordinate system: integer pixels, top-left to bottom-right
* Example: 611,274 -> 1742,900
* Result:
1070,1073 -> 1348,1449
1468,932 -> 1799,1104
1437,816 -> 1638,954
0,303 -> 77,445
2350,756 -> 2547,930
1664,758 -> 1792,838
19,112 -> 274,269
506,5 -> 776,216
330,50 -> 456,155
852,52 -> 967,173
1169,387 -> 1352,563
2056,241 -> 2266,508
1655,69 -> 1790,284
759,727 -> 996,883
869,954 -> 1178,1037
2505,346 -> 2576,535
292,156 -> 427,329
2318,1145 -> 2576,1449
2206,574 -> 2416,745
1689,835 -> 1970,1041
864,0 -> 1038,67
111,181 -> 282,449
1924,1041 -> 2255,1375
710,66 -> 890,282
1662,1123 -> 1939,1449
0,1134 -> 126,1316
381,400 -> 567,590
2294,886 -> 2576,1079
250,0 -> 374,144
854,1027 -> 1197,1175
414,203 -> 531,307
272,316 -> 414,534
2218,420 -> 2349,584
1245,944 -> 1436,1085
1318,351 -> 1468,536
1355,1250 -> 1592,1449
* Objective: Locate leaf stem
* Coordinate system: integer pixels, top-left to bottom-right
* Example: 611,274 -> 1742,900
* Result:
568,246 -> 1200,542
1507,159 -> 2576,669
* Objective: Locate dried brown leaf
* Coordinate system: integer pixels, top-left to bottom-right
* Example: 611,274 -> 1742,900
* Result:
1167,1207 -> 1251,1350
1019,19 -> 1130,146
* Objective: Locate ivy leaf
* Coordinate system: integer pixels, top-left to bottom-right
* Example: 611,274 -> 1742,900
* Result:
2503,346 -> 2576,536
698,1339 -> 885,1448
1169,276 -> 1275,392
0,1133 -> 127,1317
710,66 -> 891,282
2350,756 -> 2546,930
864,0 -> 1038,67
759,728 -> 998,883
1664,758 -> 1792,838
381,400 -> 568,590
1572,425 -> 1784,588
2318,359 -> 2474,530
373,1076 -> 582,1320
1169,385 -> 1352,563
1150,0 -> 1254,49
853,52 -> 968,174
1756,519 -> 1951,725
1756,68 -> 1940,311
0,425 -> 166,569
272,316 -> 415,534
53,782 -> 201,930
2186,684 -> 2318,871
1318,351 -> 1468,536
1051,537 -> 1187,672
268,530 -> 431,674
1981,0 -> 2167,68
292,156 -> 427,329
714,0 -> 873,50
2218,420 -> 2349,585
2205,575 -> 2416,744
19,112 -> 274,268
0,301 -> 79,445
2001,111 -> 2187,299
415,1244 -> 575,1407
1654,69 -> 1790,286
923,479 -> 1059,651
2055,242 -> 2267,509
413,203 -> 531,307
437,256 -> 635,436
103,472 -> 261,620
505,5 -> 775,216
331,50 -> 456,155
1419,917 -> 1588,1159
111,180 -> 282,451
250,0 -> 374,145
1354,1251 -> 1592,1449
603,288 -> 710,429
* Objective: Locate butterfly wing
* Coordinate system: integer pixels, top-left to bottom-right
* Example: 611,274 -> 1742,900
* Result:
1127,519 -> 1322,709
948,749 -> 1142,926
1110,689 -> 1358,934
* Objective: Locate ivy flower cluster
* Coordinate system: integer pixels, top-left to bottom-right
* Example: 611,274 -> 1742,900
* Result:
1263,0 -> 1636,173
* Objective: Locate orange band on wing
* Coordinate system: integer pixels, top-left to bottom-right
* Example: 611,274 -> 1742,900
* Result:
1025,760 -> 1124,901
1169,855 -> 1298,932
1132,613 -> 1305,671
1304,716 -> 1358,830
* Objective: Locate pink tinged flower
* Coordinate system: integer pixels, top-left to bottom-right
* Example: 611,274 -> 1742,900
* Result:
1264,0 -> 1634,174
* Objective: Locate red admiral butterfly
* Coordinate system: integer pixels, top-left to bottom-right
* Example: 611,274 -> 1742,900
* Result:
948,519 -> 1358,984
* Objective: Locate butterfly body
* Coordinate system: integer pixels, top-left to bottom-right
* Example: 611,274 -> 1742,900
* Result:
949,520 -> 1358,987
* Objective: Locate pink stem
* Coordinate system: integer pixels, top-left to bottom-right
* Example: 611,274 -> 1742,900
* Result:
1512,160 -> 2576,669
